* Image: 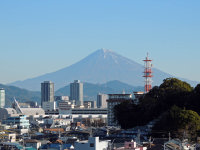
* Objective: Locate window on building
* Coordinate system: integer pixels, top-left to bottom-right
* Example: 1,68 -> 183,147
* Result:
90,143 -> 94,147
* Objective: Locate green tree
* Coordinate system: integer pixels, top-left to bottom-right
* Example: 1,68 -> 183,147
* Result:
113,101 -> 140,129
153,105 -> 200,140
113,77 -> 200,136
158,78 -> 193,110
189,84 -> 200,113
159,78 -> 193,92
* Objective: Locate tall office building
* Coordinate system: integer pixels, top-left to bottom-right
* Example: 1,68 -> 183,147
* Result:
97,93 -> 108,108
0,88 -> 5,108
41,81 -> 54,106
70,80 -> 83,106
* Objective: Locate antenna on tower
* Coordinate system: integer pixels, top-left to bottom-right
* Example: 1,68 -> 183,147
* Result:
143,53 -> 153,93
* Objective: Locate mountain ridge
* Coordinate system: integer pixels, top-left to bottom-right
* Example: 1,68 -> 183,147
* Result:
10,49 -> 198,91
0,84 -> 40,107
55,80 -> 144,101
1,80 -> 143,107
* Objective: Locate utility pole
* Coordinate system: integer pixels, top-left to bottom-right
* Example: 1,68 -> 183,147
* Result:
137,129 -> 141,144
149,136 -> 152,148
169,132 -> 171,141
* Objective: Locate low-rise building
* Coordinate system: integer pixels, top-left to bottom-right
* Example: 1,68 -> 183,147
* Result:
3,115 -> 29,129
43,128 -> 64,134
84,101 -> 96,108
42,101 -> 57,111
114,141 -> 147,150
54,96 -> 69,101
58,100 -> 73,114
74,136 -> 110,150
84,101 -> 92,108
25,139 -> 41,149
0,142 -> 24,150
2,115 -> 30,134
39,143 -> 74,150
0,108 -> 45,121
133,91 -> 144,104
97,93 -> 108,108
164,139 -> 195,150
0,133 -> 16,142
50,118 -> 72,128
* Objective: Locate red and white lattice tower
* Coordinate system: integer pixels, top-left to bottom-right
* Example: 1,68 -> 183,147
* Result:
143,53 -> 153,93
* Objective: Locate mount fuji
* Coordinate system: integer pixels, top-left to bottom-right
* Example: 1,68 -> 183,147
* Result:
10,49 -> 198,91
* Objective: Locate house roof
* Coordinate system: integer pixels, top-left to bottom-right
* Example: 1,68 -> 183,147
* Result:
25,139 -> 40,143
44,128 -> 64,132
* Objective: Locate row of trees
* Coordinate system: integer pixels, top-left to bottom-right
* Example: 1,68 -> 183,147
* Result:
113,78 -> 200,139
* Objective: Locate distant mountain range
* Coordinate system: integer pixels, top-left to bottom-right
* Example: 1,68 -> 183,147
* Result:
1,80 -> 143,107
56,80 -> 143,101
10,49 -> 199,91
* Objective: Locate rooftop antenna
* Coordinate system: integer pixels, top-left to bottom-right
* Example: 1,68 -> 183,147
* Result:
122,89 -> 125,94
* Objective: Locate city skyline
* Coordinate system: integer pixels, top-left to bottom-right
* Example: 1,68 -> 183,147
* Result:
0,1 -> 200,84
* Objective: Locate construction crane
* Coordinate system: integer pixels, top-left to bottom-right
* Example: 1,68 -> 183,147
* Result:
12,97 -> 23,114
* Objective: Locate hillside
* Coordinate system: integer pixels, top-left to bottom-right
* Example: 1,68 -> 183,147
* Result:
0,84 -> 40,107
0,80 -> 143,106
56,80 -> 143,101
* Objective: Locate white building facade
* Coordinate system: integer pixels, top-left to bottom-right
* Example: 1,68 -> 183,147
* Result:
0,88 -> 5,108
74,137 -> 110,150
42,101 -> 56,111
97,93 -> 108,108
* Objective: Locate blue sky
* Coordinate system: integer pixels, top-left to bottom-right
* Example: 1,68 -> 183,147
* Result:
0,0 -> 200,84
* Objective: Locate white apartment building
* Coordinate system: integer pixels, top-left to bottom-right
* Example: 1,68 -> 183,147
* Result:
74,137 -> 110,150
